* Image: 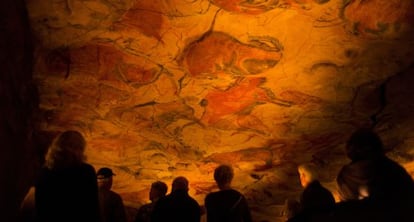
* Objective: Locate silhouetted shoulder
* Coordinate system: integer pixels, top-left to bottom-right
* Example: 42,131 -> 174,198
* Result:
206,189 -> 242,201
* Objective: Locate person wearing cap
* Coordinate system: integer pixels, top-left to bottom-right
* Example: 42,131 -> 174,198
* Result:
97,167 -> 127,222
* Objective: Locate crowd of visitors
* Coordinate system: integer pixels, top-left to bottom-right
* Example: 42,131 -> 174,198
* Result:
285,128 -> 414,222
19,128 -> 414,222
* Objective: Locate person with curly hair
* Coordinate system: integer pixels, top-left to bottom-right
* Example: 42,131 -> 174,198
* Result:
35,130 -> 100,222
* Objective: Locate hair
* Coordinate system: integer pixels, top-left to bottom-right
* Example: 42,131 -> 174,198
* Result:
336,160 -> 373,201
151,181 -> 168,196
298,163 -> 318,184
346,128 -> 384,161
214,164 -> 234,187
172,176 -> 189,192
44,130 -> 86,170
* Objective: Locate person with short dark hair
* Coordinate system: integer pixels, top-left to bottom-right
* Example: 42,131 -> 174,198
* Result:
97,167 -> 127,222
35,130 -> 101,222
336,160 -> 372,201
134,181 -> 168,222
335,128 -> 414,222
152,176 -> 201,222
345,128 -> 385,162
205,165 -> 252,222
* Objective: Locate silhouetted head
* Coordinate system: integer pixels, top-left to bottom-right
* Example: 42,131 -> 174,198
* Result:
97,167 -> 115,190
150,181 -> 168,202
346,128 -> 384,161
336,161 -> 374,201
45,130 -> 86,169
172,176 -> 189,192
214,164 -> 234,190
297,163 -> 318,188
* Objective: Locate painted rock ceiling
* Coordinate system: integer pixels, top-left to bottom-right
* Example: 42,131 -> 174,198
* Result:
27,0 -> 414,221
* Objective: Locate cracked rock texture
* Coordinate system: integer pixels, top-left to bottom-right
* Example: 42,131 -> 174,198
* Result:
25,0 -> 414,221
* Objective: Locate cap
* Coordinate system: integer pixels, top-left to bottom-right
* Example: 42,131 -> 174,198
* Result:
97,167 -> 115,179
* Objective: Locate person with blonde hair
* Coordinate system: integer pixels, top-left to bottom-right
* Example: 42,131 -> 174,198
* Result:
287,163 -> 335,222
35,130 -> 100,222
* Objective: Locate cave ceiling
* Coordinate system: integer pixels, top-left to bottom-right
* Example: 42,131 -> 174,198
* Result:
26,0 -> 414,220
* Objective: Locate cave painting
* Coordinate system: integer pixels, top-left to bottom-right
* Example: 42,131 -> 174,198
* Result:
181,31 -> 283,78
206,148 -> 273,167
46,44 -> 163,88
180,31 -> 286,132
200,77 -> 291,128
112,0 -> 211,41
25,0 -> 414,221
106,100 -> 197,137
204,140 -> 292,171
209,0 -> 330,14
342,0 -> 414,37
114,1 -> 165,41
279,90 -> 323,107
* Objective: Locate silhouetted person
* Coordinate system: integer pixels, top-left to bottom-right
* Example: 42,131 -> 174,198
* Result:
334,160 -> 385,222
336,160 -> 372,201
334,128 -> 414,222
287,163 -> 335,222
205,164 -> 252,222
134,181 -> 168,222
298,164 -> 335,213
97,167 -> 127,222
152,176 -> 201,222
34,130 -> 100,222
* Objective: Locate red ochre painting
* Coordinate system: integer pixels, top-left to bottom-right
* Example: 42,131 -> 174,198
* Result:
25,0 -> 414,221
113,2 -> 165,41
181,31 -> 283,78
45,44 -> 162,87
179,31 -> 287,131
342,0 -> 414,37
209,0 -> 330,14
201,77 -> 290,127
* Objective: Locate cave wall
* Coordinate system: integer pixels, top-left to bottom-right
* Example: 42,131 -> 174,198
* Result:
23,0 -> 414,221
0,0 -> 37,220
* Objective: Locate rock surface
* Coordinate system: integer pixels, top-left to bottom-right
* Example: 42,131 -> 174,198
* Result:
26,0 -> 414,221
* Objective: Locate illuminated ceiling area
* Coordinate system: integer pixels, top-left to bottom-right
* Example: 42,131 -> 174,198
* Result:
27,0 -> 414,221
